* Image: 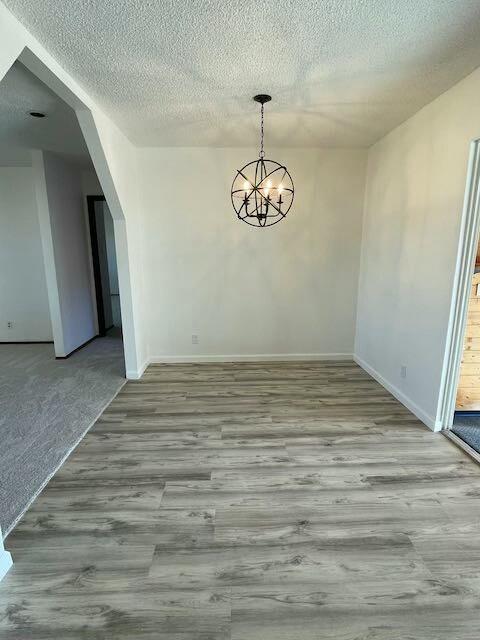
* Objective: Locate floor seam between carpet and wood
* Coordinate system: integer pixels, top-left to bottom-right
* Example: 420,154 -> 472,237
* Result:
0,335 -> 125,535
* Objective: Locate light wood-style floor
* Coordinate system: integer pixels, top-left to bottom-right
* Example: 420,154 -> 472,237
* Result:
1,361 -> 480,639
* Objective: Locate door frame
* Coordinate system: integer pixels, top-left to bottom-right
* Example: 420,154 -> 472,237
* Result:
87,195 -> 108,336
438,139 -> 480,429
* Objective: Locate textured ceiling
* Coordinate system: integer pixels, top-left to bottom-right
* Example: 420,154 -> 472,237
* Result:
4,0 -> 480,147
0,61 -> 90,165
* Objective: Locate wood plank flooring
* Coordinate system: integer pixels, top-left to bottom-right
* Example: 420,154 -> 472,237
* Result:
1,361 -> 480,638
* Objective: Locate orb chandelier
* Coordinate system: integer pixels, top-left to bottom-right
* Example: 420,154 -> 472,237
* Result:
231,94 -> 294,227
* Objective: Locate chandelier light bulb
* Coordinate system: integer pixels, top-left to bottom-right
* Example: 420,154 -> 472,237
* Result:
264,179 -> 272,197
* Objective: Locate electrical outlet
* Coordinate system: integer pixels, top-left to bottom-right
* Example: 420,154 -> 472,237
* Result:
192,334 -> 199,345
7,321 -> 13,330
400,365 -> 407,379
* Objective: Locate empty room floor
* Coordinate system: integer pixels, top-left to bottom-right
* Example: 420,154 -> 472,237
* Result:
1,361 -> 480,638
0,333 -> 125,535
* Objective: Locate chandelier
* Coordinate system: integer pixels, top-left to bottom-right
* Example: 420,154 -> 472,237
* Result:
231,94 -> 294,227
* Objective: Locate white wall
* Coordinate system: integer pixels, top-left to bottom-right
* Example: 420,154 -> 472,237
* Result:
139,147 -> 367,360
35,151 -> 96,356
355,64 -> 480,430
81,167 -> 103,196
0,166 -> 52,341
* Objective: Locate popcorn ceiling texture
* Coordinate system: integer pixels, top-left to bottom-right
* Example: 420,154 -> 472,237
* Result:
4,0 -> 480,147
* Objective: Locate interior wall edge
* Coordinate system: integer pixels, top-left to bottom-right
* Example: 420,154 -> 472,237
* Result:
353,354 -> 439,432
125,358 -> 149,380
76,108 -> 145,377
31,149 -> 66,356
0,5 -> 23,83
353,147 -> 374,352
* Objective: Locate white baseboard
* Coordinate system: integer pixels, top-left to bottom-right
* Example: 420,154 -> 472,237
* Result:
126,359 -> 149,380
353,354 -> 440,431
148,353 -> 353,365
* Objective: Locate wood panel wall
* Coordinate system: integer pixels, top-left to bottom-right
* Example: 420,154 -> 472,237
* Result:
456,272 -> 480,410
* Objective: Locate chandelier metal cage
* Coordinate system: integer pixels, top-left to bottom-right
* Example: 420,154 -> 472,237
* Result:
231,95 -> 294,228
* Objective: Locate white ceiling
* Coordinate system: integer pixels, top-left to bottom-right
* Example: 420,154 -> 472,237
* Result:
4,0 -> 480,148
0,61 -> 91,165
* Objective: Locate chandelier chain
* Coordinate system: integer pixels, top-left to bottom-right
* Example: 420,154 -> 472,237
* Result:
259,103 -> 265,158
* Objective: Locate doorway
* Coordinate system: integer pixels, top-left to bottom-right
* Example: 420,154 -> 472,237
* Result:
87,196 -> 122,338
439,138 -> 480,456
450,235 -> 480,452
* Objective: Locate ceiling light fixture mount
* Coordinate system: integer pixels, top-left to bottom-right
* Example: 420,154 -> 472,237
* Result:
231,94 -> 294,227
253,94 -> 272,106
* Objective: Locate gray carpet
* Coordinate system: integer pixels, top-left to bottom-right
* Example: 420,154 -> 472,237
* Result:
452,415 -> 480,454
0,335 -> 125,535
